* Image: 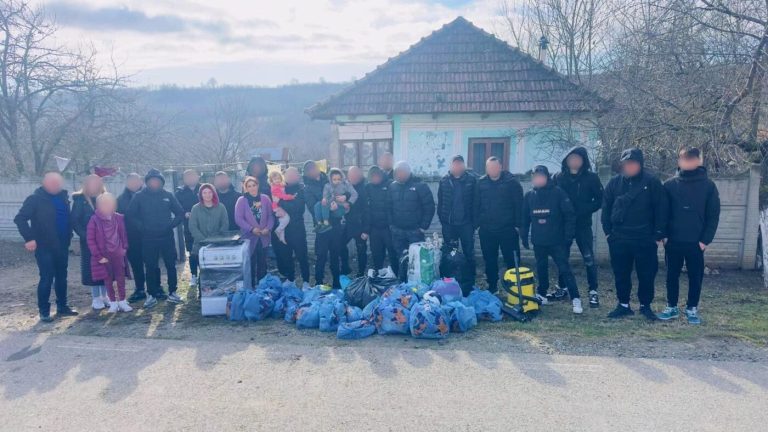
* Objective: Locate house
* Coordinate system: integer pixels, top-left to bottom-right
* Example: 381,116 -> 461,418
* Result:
307,17 -> 607,176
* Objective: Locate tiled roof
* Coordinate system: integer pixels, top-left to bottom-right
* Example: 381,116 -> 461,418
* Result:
307,17 -> 607,119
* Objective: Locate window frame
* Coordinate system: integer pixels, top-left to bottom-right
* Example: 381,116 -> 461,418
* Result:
467,137 -> 511,174
339,139 -> 393,169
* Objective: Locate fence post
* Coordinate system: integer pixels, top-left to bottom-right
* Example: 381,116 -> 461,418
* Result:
594,166 -> 612,264
741,164 -> 761,269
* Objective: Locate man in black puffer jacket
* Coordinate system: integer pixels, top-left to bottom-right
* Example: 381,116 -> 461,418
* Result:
474,157 -> 524,293
175,169 -> 201,285
303,160 -> 344,287
213,171 -> 240,231
437,155 -> 477,281
273,167 -> 310,286
522,166 -> 582,314
340,166 -> 369,276
553,146 -> 603,307
602,148 -> 668,320
657,147 -> 720,325
117,173 -> 146,302
365,166 -> 396,270
389,161 -> 436,262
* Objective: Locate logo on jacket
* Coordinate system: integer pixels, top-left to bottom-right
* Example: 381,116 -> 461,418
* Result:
409,187 -> 416,191
163,198 -> 170,202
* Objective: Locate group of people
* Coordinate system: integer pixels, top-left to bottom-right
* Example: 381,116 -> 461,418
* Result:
15,146 -> 720,326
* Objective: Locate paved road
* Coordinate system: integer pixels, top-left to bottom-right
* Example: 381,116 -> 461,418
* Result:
1,331 -> 766,431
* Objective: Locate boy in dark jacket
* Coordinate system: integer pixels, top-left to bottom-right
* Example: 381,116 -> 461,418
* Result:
437,155 -> 477,281
657,148 -> 720,324
522,166 -> 582,314
365,166 -> 397,270
553,146 -> 603,307
127,169 -> 185,307
117,173 -> 146,302
175,169 -> 201,285
474,157 -> 524,293
14,172 -> 78,322
602,148 -> 668,320
213,171 -> 241,231
389,161 -> 436,263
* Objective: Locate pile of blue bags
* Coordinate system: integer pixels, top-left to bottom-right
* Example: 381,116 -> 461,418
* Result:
226,274 -> 504,341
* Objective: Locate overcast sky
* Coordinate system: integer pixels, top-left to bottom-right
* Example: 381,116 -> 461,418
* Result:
35,0 -> 502,87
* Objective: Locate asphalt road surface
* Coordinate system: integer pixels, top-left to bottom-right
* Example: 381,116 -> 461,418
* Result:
1,331 -> 766,431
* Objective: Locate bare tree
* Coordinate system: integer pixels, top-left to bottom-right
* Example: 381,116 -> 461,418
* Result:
195,94 -> 257,166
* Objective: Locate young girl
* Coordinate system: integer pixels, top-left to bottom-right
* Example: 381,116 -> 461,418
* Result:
72,174 -> 109,310
87,193 -> 133,313
269,170 -> 295,244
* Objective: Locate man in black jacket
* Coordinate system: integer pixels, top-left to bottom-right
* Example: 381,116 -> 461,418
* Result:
117,173 -> 147,302
14,171 -> 78,322
303,160 -> 343,287
175,169 -> 201,285
365,166 -> 397,270
273,167 -> 310,286
657,147 -> 720,325
522,166 -> 582,314
340,166 -> 369,276
213,171 -> 240,231
553,146 -> 603,307
389,161 -> 436,262
437,155 -> 477,281
602,148 -> 668,320
127,169 -> 185,307
378,152 -> 394,183
474,157 -> 524,293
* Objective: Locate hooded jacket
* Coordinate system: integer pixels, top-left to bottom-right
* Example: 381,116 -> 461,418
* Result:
389,175 -> 435,231
601,148 -> 668,242
215,184 -> 241,231
522,177 -> 576,247
117,187 -> 142,243
246,157 -> 272,198
345,178 -> 369,236
278,181 -> 307,235
553,146 -> 603,228
175,182 -> 201,237
437,170 -> 477,226
14,187 -> 73,251
126,169 -> 185,240
664,166 -> 720,245
474,171 -> 524,233
365,167 -> 392,231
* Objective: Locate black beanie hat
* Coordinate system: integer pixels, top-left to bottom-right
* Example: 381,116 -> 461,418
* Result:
532,165 -> 550,177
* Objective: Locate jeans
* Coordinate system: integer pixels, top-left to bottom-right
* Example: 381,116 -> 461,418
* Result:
142,236 -> 178,296
665,241 -> 705,308
534,244 -> 580,299
391,226 -> 426,265
314,201 -> 346,224
608,238 -> 658,306
315,225 -> 345,288
126,237 -> 145,293
441,223 -> 476,279
34,246 -> 69,315
478,227 -> 519,293
369,225 -> 397,270
559,226 -> 598,291
274,227 -> 310,283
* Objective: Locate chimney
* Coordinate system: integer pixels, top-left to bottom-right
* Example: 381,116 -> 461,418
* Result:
538,35 -> 549,63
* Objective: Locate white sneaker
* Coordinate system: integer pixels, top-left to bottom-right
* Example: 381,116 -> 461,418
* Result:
535,294 -> 549,305
572,298 -> 583,314
107,301 -> 119,313
102,296 -> 111,307
92,297 -> 105,310
190,275 -> 198,286
118,300 -> 133,312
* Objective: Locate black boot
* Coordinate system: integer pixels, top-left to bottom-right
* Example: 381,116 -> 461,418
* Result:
638,305 -> 658,321
607,304 -> 634,319
56,306 -> 79,317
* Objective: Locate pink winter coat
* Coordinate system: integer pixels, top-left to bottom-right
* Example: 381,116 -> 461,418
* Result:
86,212 -> 132,282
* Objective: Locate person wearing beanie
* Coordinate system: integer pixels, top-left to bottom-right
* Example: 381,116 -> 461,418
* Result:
522,165 -> 582,313
602,148 -> 668,320
117,173 -> 147,302
126,168 -> 185,308
657,147 -> 720,325
553,146 -> 604,307
389,161 -> 436,263
437,154 -> 477,282
365,166 -> 397,270
175,169 -> 201,286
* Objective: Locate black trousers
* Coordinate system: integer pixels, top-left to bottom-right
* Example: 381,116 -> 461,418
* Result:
442,223 -> 476,279
251,244 -> 268,285
274,227 -> 310,283
665,241 -> 705,308
339,235 -> 368,276
479,227 -> 519,293
126,236 -> 145,294
369,225 -> 397,270
559,225 -> 598,291
184,231 -> 199,276
142,236 -> 178,296
534,244 -> 580,299
315,225 -> 344,288
391,226 -> 426,265
34,246 -> 69,315
608,238 -> 658,306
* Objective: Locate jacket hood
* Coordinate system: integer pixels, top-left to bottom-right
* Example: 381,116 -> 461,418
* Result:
144,168 -> 165,186
676,165 -> 708,180
246,157 -> 268,179
197,183 -> 220,206
303,171 -> 328,185
620,148 -> 644,168
368,165 -> 384,179
561,146 -> 592,174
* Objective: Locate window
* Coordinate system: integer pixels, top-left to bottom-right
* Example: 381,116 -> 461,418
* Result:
340,140 -> 392,169
468,137 -> 510,175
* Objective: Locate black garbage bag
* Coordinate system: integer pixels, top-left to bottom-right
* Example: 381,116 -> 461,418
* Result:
440,244 -> 473,296
345,275 -> 399,309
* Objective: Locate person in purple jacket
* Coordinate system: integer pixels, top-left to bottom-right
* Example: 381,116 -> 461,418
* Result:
235,176 -> 275,284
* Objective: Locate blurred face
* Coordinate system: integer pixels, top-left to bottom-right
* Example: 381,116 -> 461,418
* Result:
97,196 -> 117,214
378,153 -> 393,171
147,178 -> 163,191
622,160 -> 641,177
126,176 -> 142,192
183,172 -> 200,187
305,164 -> 319,179
450,160 -> 465,178
250,162 -> 264,176
214,174 -> 230,190
284,167 -> 300,185
347,167 -> 363,185
370,172 -> 383,185
270,173 -> 283,185
201,188 -> 214,204
485,160 -> 502,179
394,168 -> 410,183
566,153 -> 584,172
330,173 -> 342,186
678,156 -> 701,171
42,172 -> 63,195
532,174 -> 548,188
83,176 -> 103,197
245,180 -> 259,196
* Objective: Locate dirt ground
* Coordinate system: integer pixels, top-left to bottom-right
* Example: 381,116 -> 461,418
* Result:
1,240 -> 766,362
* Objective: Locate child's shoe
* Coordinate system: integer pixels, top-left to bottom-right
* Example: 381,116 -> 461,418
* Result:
572,298 -> 583,314
107,301 -> 119,313
118,301 -> 133,312
277,230 -> 287,244
92,297 -> 105,310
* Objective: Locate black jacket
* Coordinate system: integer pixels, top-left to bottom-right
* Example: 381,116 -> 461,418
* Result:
522,181 -> 576,247
553,146 -> 603,229
127,187 -> 185,240
280,182 -> 307,235
303,172 -> 329,224
365,180 -> 392,230
601,150 -> 668,242
175,184 -> 200,235
474,171 -> 524,233
346,180 -> 369,236
664,167 -> 720,245
389,176 -> 436,231
117,187 -> 141,243
70,193 -> 96,240
14,187 -> 72,251
246,157 -> 272,198
437,171 -> 477,226
215,185 -> 241,231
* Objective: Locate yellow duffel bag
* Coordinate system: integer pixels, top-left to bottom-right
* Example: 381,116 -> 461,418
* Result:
502,267 -> 540,313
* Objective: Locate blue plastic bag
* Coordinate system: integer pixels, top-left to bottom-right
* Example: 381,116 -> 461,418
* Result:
296,301 -> 321,329
374,303 -> 411,335
431,278 -> 463,303
465,288 -> 503,322
381,287 -> 418,310
410,301 -> 450,339
339,275 -> 352,290
257,274 -> 282,295
344,305 -> 363,322
272,283 -> 304,319
243,290 -> 275,321
228,290 -> 247,321
442,301 -> 477,333
362,297 -> 380,321
319,299 -> 347,332
337,320 -> 377,340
